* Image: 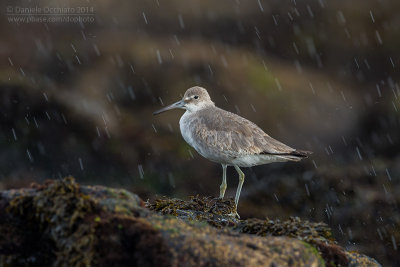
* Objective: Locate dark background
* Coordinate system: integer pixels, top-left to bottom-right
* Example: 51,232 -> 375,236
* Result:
0,0 -> 399,265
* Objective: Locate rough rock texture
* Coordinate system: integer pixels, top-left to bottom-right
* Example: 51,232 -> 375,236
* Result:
0,177 -> 381,267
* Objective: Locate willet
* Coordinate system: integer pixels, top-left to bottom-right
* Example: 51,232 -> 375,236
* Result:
154,86 -> 311,216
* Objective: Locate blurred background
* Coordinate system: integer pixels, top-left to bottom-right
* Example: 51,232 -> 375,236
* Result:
0,0 -> 399,265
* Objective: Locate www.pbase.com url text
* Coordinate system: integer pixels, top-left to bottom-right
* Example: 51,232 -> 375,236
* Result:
7,15 -> 95,24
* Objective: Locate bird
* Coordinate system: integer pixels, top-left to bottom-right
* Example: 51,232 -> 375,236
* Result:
153,86 -> 311,217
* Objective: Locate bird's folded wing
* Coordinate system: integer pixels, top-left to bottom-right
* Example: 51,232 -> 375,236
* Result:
190,108 -> 297,156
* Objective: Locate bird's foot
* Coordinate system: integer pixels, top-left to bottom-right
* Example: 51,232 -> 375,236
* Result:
227,211 -> 240,219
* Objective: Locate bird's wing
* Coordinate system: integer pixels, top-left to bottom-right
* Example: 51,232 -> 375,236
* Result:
189,107 -> 297,156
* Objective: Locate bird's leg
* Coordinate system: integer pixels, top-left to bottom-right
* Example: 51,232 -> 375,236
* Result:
219,164 -> 227,199
233,165 -> 245,210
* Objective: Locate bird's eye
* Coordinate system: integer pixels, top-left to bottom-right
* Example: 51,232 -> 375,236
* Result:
194,95 -> 199,99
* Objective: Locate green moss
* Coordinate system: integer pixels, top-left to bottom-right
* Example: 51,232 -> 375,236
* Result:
1,177 -> 380,266
147,195 -> 239,228
3,177 -> 146,266
148,196 -> 353,266
7,176 -> 97,266
147,195 -> 236,215
237,217 -> 334,244
301,241 -> 326,267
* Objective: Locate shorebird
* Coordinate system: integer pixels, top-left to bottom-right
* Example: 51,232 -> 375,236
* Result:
154,86 -> 311,216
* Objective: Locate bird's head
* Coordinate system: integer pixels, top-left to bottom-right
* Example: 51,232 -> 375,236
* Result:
153,86 -> 214,115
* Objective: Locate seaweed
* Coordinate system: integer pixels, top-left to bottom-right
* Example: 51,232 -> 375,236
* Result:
6,177 -> 97,266
0,177 -> 381,266
147,195 -> 238,228
2,177 -> 155,266
147,196 -> 371,267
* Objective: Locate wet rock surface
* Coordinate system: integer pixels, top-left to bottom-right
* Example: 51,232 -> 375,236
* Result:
0,177 -> 381,266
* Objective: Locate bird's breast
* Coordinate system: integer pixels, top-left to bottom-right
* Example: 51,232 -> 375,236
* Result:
179,112 -> 196,148
179,111 -> 232,164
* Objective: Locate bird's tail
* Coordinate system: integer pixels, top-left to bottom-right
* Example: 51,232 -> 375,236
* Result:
290,149 -> 312,158
276,150 -> 312,162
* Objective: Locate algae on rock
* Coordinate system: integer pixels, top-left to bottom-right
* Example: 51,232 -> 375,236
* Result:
0,177 -> 381,267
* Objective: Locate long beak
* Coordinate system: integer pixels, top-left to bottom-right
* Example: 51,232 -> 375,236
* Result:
153,99 -> 185,115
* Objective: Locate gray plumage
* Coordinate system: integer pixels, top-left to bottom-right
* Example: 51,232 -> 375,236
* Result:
154,86 -> 311,216
180,106 -> 308,165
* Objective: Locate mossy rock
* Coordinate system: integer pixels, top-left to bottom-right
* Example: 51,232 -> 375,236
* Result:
147,195 -> 381,267
0,177 -> 381,266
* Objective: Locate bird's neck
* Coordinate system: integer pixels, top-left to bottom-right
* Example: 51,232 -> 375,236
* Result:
185,101 -> 215,113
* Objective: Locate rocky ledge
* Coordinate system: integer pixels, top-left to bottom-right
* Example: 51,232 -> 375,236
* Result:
0,177 -> 380,266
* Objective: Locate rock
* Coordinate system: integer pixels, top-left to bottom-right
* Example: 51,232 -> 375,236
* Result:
0,177 -> 381,266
